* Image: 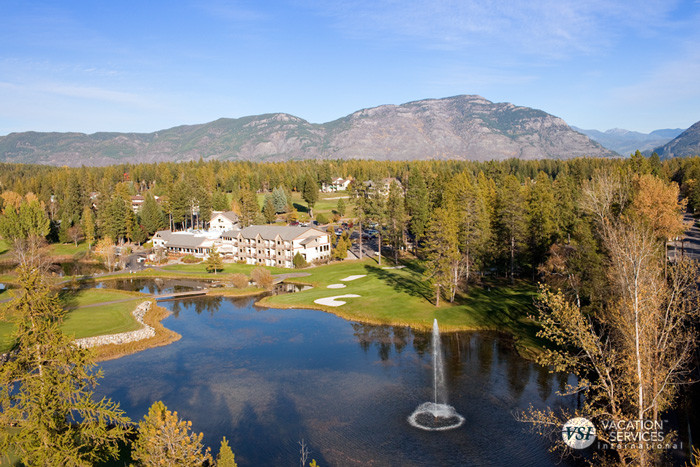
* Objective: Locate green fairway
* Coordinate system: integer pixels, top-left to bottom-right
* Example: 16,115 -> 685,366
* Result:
49,241 -> 89,257
0,289 -> 146,352
257,191 -> 350,221
261,258 -> 542,353
0,238 -> 9,257
160,262 -> 289,275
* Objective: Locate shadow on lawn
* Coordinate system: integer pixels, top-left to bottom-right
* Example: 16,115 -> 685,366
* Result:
363,262 -> 433,303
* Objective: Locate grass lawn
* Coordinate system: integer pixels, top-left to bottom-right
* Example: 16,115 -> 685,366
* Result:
49,241 -> 89,258
160,262 -> 290,275
0,289 -> 146,352
0,238 -> 10,257
261,257 -> 543,354
257,191 -> 350,222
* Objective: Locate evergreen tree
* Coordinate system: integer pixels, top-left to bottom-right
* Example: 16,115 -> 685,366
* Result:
140,192 -> 166,235
337,197 -> 346,217
205,246 -> 224,274
169,180 -> 192,230
217,437 -> 237,467
422,207 -> 460,305
58,212 -> 72,243
384,181 -> 407,264
445,171 -> 491,288
238,188 -> 259,227
271,186 -> 288,213
527,172 -> 557,276
0,266 -> 131,465
495,175 -> 527,281
302,175 -> 319,217
132,401 -> 212,466
405,169 -> 429,254
81,205 -> 95,250
211,190 -> 230,212
262,197 -> 276,224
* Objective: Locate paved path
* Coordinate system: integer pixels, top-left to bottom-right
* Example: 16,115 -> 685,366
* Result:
669,212 -> 700,262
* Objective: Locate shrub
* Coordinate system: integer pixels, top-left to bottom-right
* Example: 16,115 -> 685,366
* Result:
293,252 -> 308,269
181,254 -> 201,264
230,273 -> 249,289
251,267 -> 274,289
315,213 -> 329,225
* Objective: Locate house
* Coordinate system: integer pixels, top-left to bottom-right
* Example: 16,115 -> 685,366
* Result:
151,224 -> 331,268
130,195 -> 161,213
321,177 -> 352,192
219,225 -> 331,268
209,211 -> 241,232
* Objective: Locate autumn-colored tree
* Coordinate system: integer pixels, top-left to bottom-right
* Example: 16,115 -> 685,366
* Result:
238,188 -> 259,227
205,246 -> 224,274
216,436 -> 237,467
132,400 -> 212,466
251,266 -> 274,289
95,236 -> 117,272
230,273 -> 249,288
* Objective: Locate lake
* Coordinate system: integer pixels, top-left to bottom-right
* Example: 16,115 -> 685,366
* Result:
94,292 -> 582,466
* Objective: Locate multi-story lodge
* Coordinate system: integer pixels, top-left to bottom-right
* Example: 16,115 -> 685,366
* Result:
151,225 -> 331,268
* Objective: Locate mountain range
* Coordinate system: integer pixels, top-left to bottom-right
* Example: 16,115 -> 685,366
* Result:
653,121 -> 700,159
572,127 -> 684,156
0,95 -> 615,166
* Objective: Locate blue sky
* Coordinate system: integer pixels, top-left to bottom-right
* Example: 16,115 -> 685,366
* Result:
1,0 -> 699,135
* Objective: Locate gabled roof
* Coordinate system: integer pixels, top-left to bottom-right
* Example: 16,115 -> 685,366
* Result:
153,230 -> 213,248
211,211 -> 240,223
236,225 -> 327,242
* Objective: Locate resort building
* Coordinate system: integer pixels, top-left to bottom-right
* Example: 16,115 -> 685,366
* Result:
219,225 -> 331,268
209,211 -> 241,232
151,225 -> 331,268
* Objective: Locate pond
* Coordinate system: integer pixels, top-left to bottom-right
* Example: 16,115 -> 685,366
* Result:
94,292 -> 583,466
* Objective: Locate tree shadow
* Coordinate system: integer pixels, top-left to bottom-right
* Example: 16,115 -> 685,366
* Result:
229,389 -> 328,466
363,264 -> 433,303
292,203 -> 309,214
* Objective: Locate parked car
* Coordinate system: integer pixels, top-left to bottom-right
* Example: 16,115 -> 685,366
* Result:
289,221 -> 300,226
335,228 -> 343,235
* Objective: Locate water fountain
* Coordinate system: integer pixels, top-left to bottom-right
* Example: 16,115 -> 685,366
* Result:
408,319 -> 465,431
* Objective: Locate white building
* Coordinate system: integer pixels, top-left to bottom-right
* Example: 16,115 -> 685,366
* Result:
209,211 -> 241,232
151,225 -> 331,268
220,225 -> 331,268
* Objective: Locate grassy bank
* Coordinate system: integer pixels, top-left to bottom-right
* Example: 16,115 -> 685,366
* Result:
259,258 -> 543,355
0,288 -> 147,353
159,262 -> 289,275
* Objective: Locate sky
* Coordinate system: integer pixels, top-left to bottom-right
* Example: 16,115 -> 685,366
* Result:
1,0 -> 699,135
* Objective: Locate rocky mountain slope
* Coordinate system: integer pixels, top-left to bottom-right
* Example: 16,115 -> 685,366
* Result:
654,120 -> 700,159
573,127 -> 683,155
0,95 -> 615,166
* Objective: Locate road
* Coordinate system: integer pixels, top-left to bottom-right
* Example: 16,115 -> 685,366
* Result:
668,212 -> 700,262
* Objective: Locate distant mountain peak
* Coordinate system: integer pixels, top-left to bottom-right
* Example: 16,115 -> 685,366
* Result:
654,121 -> 700,159
0,95 -> 615,166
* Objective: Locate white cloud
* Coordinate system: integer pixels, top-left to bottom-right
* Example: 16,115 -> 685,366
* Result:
301,0 -> 681,59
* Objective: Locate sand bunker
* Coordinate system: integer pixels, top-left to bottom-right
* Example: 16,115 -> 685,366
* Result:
340,275 -> 366,281
314,294 -> 361,307
327,284 -> 346,289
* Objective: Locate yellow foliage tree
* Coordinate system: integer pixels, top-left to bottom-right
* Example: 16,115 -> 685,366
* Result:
132,401 -> 212,466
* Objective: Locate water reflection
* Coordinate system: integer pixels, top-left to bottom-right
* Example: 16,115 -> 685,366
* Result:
95,295 -> 580,466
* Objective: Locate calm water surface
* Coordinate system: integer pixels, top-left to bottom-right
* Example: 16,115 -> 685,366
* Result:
94,293 -> 581,466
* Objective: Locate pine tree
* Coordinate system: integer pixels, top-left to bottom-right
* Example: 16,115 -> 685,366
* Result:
271,186 -> 288,213
263,197 -> 276,223
405,169 -> 429,255
302,175 -> 319,217
495,174 -> 527,281
0,266 -> 131,465
422,207 -> 460,305
132,401 -> 212,466
140,192 -> 166,235
336,197 -> 346,217
81,205 -> 95,250
216,436 -> 237,467
211,190 -> 230,212
238,188 -> 259,227
527,172 -> 557,276
206,246 -> 224,274
444,171 -> 491,288
384,181 -> 407,264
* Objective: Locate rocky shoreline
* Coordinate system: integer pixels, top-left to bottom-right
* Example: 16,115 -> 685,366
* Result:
74,301 -> 155,349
